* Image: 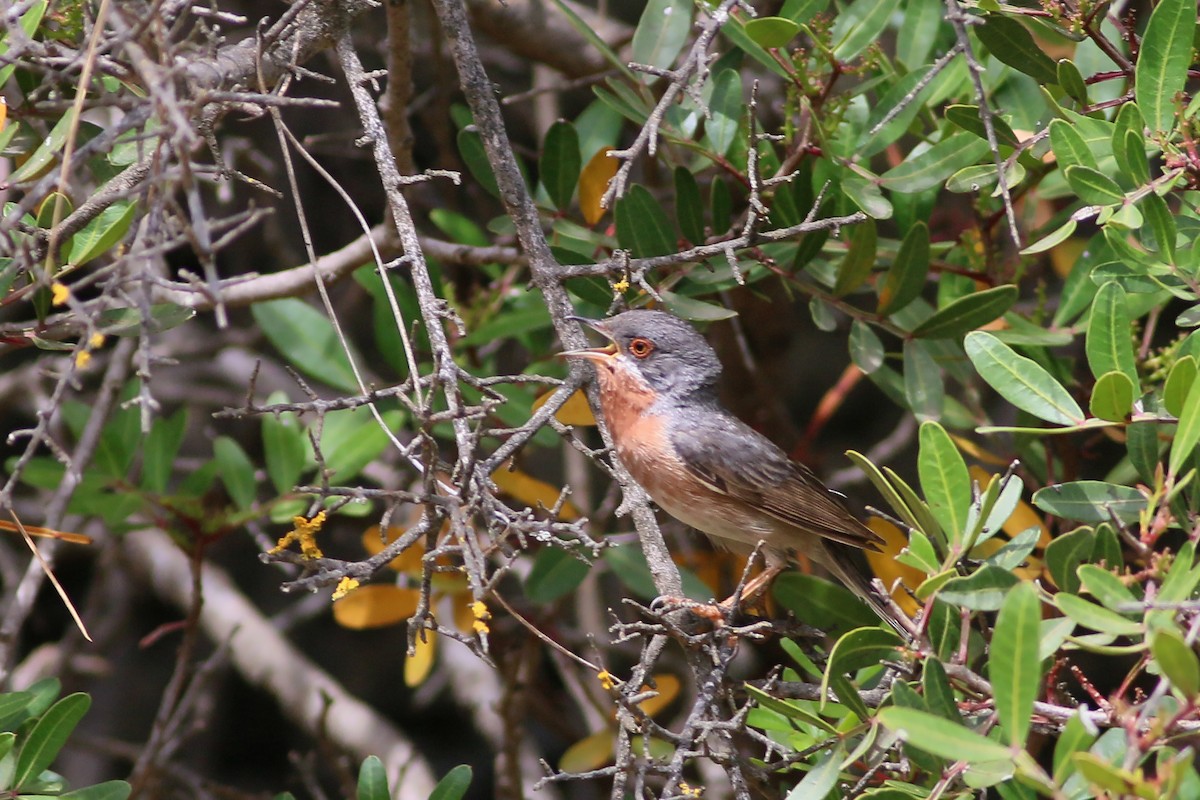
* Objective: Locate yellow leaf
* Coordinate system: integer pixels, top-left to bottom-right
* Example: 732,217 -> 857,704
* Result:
405,629 -> 437,687
864,517 -> 923,616
0,98 -> 7,132
361,525 -> 423,573
451,591 -> 475,633
949,435 -> 1010,467
491,463 -> 580,520
558,730 -> 615,772
532,388 -> 597,426
638,674 -> 681,718
332,584 -> 418,629
579,146 -> 617,226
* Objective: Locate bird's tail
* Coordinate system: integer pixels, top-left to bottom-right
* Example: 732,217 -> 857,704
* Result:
822,542 -> 910,637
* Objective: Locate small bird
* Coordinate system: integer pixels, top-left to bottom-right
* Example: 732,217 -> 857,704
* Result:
560,308 -> 895,626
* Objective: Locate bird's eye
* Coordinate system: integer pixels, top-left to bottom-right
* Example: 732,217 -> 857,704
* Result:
628,338 -> 654,358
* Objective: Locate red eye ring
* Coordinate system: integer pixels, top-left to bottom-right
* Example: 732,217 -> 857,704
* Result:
629,338 -> 654,358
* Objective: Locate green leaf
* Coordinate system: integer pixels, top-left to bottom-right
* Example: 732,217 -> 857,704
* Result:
357,755 -> 389,800
706,69 -> 742,156
660,291 -> 737,321
1086,282 -> 1138,385
865,68 -> 938,156
1141,192 -> 1176,262
877,707 -> 1013,763
65,201 -> 135,266
964,332 -> 1084,425
744,685 -> 838,734
1078,564 -> 1137,611
1164,356 -> 1197,417
785,744 -> 846,798
912,285 -> 1017,339
13,693 -> 90,789
918,421 -> 970,546
991,583 -> 1041,747
744,17 -> 800,48
982,526 -> 1044,571
1033,480 -> 1147,523
1053,714 -> 1097,783
880,134 -> 990,193
1044,528 -> 1094,594
710,176 -> 732,234
142,409 -> 187,493
1134,0 -> 1197,133
945,105 -> 1020,149
773,573 -> 878,631
0,1 -> 47,87
1055,593 -> 1142,636
252,299 -> 359,393
841,175 -> 893,219
263,404 -> 307,495
674,167 -> 705,245
1088,371 -> 1134,422
1057,59 -> 1089,105
904,339 -> 944,422
428,765 -> 473,800
976,14 -> 1058,83
833,219 -> 877,296
1127,420 -> 1161,484
1049,119 -> 1098,171
97,304 -> 195,336
897,0 -> 941,66
525,548 -> 590,603
1112,102 -> 1148,182
846,450 -> 926,534
1171,368 -> 1200,476
321,409 -> 403,484
1021,218 -> 1077,256
214,436 -> 256,511
878,222 -> 929,315
1064,166 -> 1125,206
7,107 -> 76,185
1151,628 -> 1200,698
615,185 -> 676,258
541,121 -> 581,212
849,320 -> 884,374
832,0 -> 901,61
58,781 -> 132,800
826,626 -> 903,678
630,0 -> 692,83
780,0 -> 829,24
456,128 -> 500,197
938,565 -> 1020,611
922,659 -> 960,722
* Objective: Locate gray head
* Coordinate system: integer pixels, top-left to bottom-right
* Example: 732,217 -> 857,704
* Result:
561,309 -> 723,400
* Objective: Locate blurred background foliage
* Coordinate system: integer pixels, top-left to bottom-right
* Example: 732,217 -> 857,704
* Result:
1,0 -> 1200,797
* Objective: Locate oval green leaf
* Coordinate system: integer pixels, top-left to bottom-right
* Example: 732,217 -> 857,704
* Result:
1134,0 -> 1197,133
991,582 -> 1042,748
1089,371 -> 1135,422
877,707 -> 1013,763
964,332 -> 1084,425
912,284 -> 1017,339
1032,480 -> 1147,523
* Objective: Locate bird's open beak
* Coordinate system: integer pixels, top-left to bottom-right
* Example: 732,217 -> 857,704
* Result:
558,316 -> 617,364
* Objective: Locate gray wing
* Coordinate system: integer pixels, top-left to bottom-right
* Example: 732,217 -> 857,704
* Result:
668,408 -> 883,551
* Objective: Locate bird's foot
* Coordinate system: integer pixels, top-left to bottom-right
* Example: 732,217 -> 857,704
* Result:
649,595 -> 730,627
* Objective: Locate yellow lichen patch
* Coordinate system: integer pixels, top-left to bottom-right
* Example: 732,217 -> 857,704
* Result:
88,332 -> 106,349
271,511 -> 327,559
863,517 -> 924,616
597,670 -> 616,690
50,281 -> 69,306
611,276 -> 630,294
332,584 -> 419,629
331,576 -> 360,601
471,600 -> 491,635
74,350 -> 91,369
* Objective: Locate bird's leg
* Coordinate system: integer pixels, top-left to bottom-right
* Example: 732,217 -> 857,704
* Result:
720,563 -> 785,611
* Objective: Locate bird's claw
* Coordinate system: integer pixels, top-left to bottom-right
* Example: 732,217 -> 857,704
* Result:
650,595 -> 730,627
